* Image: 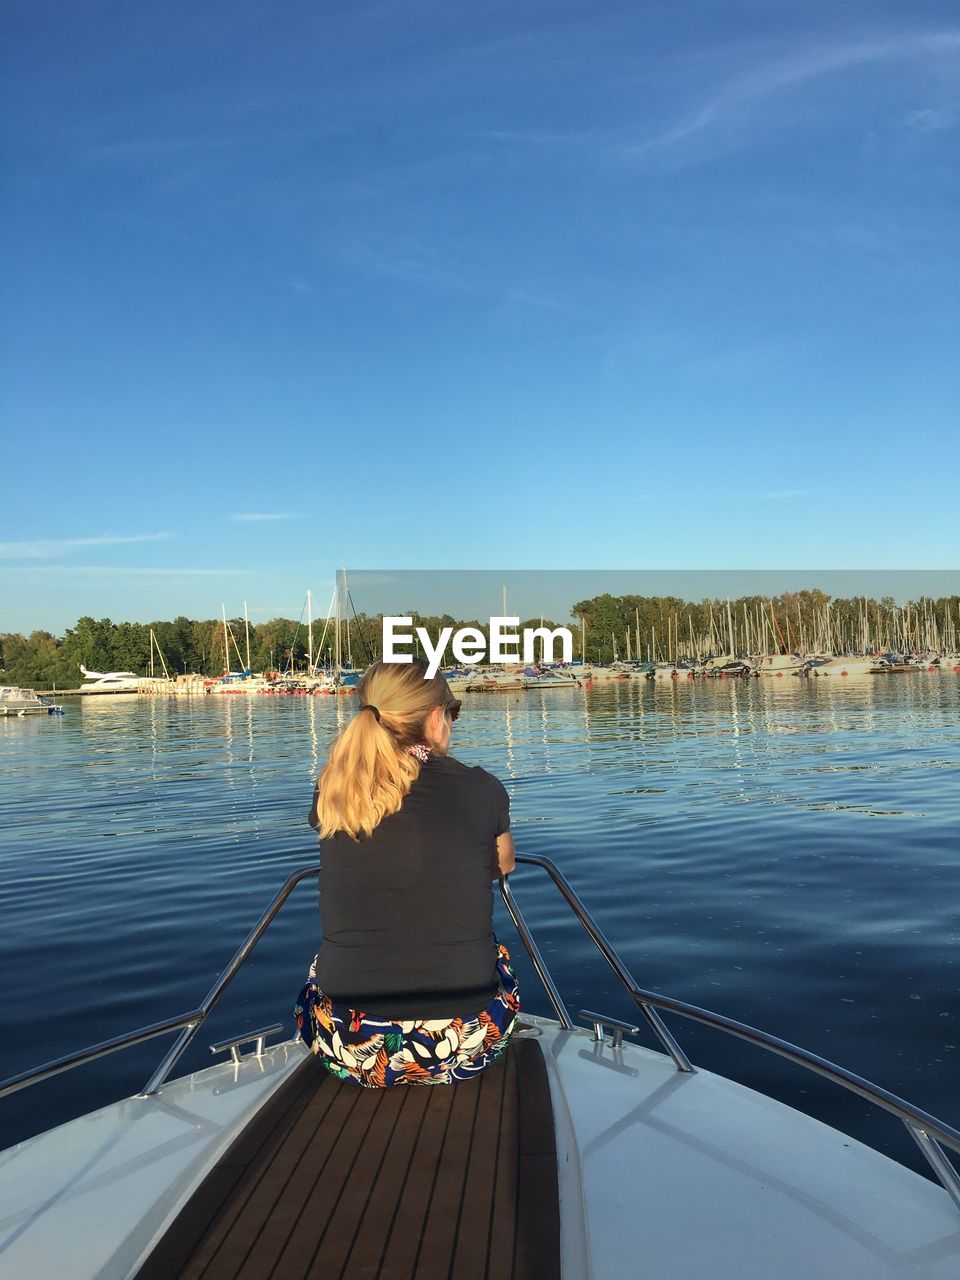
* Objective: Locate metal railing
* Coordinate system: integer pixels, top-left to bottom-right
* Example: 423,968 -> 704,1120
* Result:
499,853 -> 960,1211
2,854 -> 958,1213
0,864 -> 321,1103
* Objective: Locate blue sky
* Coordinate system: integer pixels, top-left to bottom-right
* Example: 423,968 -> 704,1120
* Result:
2,2 -> 958,631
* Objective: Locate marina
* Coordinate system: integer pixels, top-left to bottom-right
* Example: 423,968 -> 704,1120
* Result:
32,651 -> 960,700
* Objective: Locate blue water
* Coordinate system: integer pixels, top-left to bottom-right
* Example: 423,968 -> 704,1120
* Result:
1,676 -> 958,1176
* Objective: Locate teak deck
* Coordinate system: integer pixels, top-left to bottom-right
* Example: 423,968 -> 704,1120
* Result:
137,1037 -> 560,1280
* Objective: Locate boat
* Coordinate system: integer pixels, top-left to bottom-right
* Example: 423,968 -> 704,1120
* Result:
2,855 -> 957,1279
651,661 -> 699,681
755,653 -> 804,677
703,658 -> 754,679
440,667 -> 476,692
871,653 -> 922,675
205,670 -> 265,694
802,655 -> 879,679
627,660 -> 657,678
583,664 -> 631,682
462,667 -> 527,692
79,665 -> 140,691
926,653 -> 960,673
522,664 -> 584,688
0,686 -> 64,716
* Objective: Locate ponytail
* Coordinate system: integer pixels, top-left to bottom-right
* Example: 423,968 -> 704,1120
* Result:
313,661 -> 454,839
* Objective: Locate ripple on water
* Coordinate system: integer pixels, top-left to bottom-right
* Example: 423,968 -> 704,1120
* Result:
0,679 -> 958,1166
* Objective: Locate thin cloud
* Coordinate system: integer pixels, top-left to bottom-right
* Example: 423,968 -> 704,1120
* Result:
902,106 -> 956,133
82,125 -> 347,163
229,512 -> 304,522
727,487 -> 812,501
344,238 -> 561,308
1,565 -> 246,577
628,488 -> 811,504
628,490 -> 696,504
475,128 -> 595,146
625,29 -> 960,157
0,533 -> 169,560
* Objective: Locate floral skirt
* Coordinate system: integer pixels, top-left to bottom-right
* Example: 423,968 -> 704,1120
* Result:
294,944 -> 520,1087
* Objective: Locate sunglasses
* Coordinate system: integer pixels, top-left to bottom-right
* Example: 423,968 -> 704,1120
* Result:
444,700 -> 462,722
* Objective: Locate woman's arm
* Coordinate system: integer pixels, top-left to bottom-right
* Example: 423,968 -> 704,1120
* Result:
493,831 -> 516,878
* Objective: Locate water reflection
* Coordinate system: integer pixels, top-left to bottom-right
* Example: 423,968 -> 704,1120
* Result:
0,675 -> 957,1163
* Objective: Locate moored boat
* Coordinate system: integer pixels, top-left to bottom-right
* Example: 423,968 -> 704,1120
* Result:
627,659 -> 657,678
440,667 -> 476,693
462,668 -> 527,692
0,686 -> 64,716
651,661 -> 700,681
703,658 -> 754,678
756,652 -> 804,677
79,665 -> 140,691
584,663 -> 631,682
922,653 -> 960,674
802,655 -> 879,679
522,664 -> 584,688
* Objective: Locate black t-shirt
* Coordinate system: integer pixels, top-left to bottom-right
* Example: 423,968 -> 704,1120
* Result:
309,754 -> 510,1018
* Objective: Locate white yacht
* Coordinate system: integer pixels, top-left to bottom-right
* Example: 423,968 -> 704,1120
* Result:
1,856 -> 957,1279
79,665 -> 141,691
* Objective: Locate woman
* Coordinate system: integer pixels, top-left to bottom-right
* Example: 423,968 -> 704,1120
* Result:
295,659 -> 519,1087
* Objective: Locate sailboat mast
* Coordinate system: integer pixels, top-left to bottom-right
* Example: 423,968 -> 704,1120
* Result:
243,601 -> 251,673
344,570 -> 353,667
726,598 -> 735,658
335,577 -> 342,672
307,590 -> 313,674
221,604 -> 230,676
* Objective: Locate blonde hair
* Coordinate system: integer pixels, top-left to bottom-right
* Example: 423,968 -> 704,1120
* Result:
314,660 -> 458,840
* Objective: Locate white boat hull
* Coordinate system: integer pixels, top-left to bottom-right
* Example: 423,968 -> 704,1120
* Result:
1,1018 -> 956,1280
808,658 -> 879,678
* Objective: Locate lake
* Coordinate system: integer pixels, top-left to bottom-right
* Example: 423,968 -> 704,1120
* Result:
1,674 -> 957,1177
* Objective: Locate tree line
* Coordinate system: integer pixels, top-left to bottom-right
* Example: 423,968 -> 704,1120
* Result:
1,591 -> 957,687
